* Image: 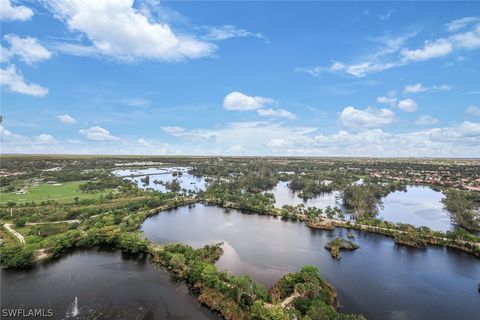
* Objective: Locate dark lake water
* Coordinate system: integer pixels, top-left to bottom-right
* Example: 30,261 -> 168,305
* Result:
3,179 -> 476,320
0,249 -> 220,320
142,204 -> 480,320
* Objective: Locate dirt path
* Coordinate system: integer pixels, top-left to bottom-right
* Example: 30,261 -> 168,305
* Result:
4,223 -> 25,245
26,219 -> 80,226
281,291 -> 301,308
3,219 -> 80,246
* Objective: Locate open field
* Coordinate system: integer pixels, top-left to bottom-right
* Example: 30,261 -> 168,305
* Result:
0,181 -> 112,204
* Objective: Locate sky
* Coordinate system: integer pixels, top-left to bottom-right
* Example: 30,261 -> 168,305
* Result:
0,0 -> 479,157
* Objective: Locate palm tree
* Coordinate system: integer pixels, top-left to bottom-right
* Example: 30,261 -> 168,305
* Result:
6,201 -> 16,218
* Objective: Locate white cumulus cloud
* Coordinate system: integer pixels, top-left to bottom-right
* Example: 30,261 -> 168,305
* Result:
401,39 -> 454,61
45,0 -> 216,62
223,91 -> 296,120
223,91 -> 275,111
404,83 -> 427,93
397,98 -> 418,112
257,108 -> 296,119
0,0 -> 33,21
0,125 -> 29,143
377,95 -> 397,107
3,34 -> 52,65
0,64 -> 49,96
35,133 -> 57,144
339,106 -> 395,128
79,126 -> 119,141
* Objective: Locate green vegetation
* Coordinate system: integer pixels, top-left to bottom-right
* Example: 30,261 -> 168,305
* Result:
0,242 -> 34,268
348,219 -> 480,256
442,189 -> 480,231
1,155 -> 479,318
342,182 -> 406,219
14,217 -> 26,228
289,177 -> 333,199
324,238 -> 359,259
393,233 -> 427,248
0,169 -> 193,267
202,173 -> 479,257
154,243 -> 364,320
79,176 -> 127,192
165,179 -> 181,192
204,182 -> 275,214
266,265 -> 364,320
0,181 -> 114,205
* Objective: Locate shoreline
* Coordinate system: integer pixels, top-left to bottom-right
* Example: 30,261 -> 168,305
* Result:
3,196 -> 479,267
203,199 -> 480,258
3,197 -> 479,319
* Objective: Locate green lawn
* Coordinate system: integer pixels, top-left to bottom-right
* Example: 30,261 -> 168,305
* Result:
0,181 -> 112,204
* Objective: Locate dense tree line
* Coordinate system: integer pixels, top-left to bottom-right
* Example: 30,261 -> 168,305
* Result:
0,243 -> 34,268
204,182 -> 275,213
443,189 -> 480,231
289,177 -> 334,199
79,176 -> 129,192
342,182 -> 406,219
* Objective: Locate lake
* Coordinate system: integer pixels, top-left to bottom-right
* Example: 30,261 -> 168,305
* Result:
271,182 -> 455,232
142,204 -> 480,320
378,186 -> 453,232
0,248 -> 220,320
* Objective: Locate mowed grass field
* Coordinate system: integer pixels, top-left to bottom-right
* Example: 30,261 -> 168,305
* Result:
0,181 -> 112,204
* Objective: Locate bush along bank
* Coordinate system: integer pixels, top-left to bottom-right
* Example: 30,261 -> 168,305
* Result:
151,242 -> 365,320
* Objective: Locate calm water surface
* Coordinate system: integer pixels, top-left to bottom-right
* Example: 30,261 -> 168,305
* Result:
269,181 -> 343,210
0,249 -> 220,320
113,167 -> 206,193
272,182 -> 454,232
142,204 -> 480,320
378,186 -> 452,232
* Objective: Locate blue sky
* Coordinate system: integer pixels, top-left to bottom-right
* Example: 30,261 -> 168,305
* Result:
1,0 -> 479,157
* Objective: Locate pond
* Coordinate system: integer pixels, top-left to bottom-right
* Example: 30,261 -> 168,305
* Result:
0,248 -> 220,320
269,181 -> 344,210
378,186 -> 453,232
113,167 -> 206,193
142,203 -> 480,320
